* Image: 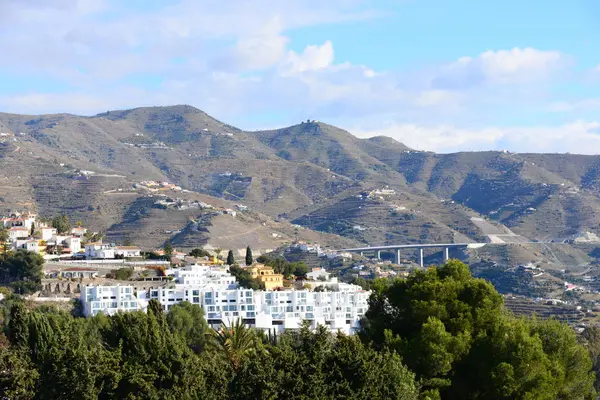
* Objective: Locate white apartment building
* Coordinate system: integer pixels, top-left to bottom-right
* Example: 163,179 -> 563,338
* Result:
81,285 -> 142,316
8,227 -> 29,240
82,284 -> 370,335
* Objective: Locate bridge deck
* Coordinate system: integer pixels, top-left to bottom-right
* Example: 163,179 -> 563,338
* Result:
342,243 -> 484,252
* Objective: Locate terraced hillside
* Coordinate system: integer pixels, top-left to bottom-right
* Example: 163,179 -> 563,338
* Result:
3,105 -> 600,262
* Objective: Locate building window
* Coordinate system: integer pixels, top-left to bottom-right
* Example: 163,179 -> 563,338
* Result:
193,290 -> 200,296
193,297 -> 200,303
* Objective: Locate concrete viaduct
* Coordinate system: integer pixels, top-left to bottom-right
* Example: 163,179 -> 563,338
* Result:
342,243 -> 487,267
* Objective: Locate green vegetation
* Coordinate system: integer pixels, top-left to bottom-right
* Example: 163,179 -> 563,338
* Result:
189,248 -> 211,258
0,299 -> 420,399
256,254 -> 309,278
0,259 -> 597,399
106,267 -> 134,281
245,246 -> 253,266
0,250 -> 44,294
51,215 -> 71,234
226,250 -> 235,265
360,260 -> 596,399
163,240 -> 174,257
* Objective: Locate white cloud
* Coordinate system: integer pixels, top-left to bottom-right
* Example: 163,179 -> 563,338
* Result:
282,40 -> 335,74
0,1 -> 594,154
433,47 -> 565,89
352,121 -> 600,154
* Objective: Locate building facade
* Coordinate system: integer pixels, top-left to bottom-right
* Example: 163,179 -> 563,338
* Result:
81,273 -> 369,335
81,285 -> 142,316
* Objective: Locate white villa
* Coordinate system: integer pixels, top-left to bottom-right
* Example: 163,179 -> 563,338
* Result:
84,242 -> 115,259
83,243 -> 141,259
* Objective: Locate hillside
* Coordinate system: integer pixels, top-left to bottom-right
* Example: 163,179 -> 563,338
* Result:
2,105 -> 600,262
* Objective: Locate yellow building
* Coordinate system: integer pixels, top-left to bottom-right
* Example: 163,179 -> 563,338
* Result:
247,264 -> 284,290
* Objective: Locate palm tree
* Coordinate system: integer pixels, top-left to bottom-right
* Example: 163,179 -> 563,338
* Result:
211,319 -> 256,371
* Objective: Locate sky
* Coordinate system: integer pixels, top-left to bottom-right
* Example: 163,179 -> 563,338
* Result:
2,0 -> 600,153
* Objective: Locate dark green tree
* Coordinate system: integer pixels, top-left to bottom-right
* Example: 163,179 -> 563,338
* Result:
30,222 -> 35,238
163,240 -> 174,258
227,250 -> 235,266
0,228 -> 9,260
51,215 -> 71,234
245,246 -> 253,266
580,326 -> 600,391
189,248 -> 210,258
0,250 -> 44,294
0,344 -> 38,400
361,260 -> 595,399
166,301 -> 209,353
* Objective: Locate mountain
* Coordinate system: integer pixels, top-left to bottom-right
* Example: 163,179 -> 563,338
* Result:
2,105 -> 600,259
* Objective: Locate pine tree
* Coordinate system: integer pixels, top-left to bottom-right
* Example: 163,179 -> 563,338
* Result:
30,222 -> 35,237
245,246 -> 253,266
164,240 -> 173,257
227,250 -> 235,266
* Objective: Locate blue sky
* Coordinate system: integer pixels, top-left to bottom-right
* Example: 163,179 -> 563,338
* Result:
1,0 -> 600,153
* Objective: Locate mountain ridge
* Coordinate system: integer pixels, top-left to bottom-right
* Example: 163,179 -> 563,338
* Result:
1,105 -> 600,252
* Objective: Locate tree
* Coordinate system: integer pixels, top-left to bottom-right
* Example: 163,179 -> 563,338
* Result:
0,250 -> 44,294
189,248 -> 210,258
0,228 -> 9,260
360,260 -> 595,399
245,246 -> 253,266
30,222 -> 35,238
51,215 -> 71,234
580,326 -> 600,391
227,250 -> 235,266
164,240 -> 173,258
211,319 -> 257,371
215,248 -> 223,259
0,345 -> 38,399
166,302 -> 209,353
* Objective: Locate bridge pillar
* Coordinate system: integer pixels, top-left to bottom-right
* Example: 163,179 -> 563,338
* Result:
359,251 -> 363,257
419,248 -> 424,268
394,249 -> 401,264
376,250 -> 382,260
444,247 -> 450,262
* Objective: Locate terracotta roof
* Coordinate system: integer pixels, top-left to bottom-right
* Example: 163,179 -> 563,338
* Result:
9,227 -> 28,231
116,246 -> 140,250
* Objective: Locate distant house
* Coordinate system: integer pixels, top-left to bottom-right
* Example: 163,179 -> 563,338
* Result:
71,227 -> 88,237
306,268 -> 331,281
84,242 -> 116,259
40,227 -> 58,241
8,227 -> 28,240
247,264 -> 284,290
115,246 -> 141,258
15,239 -> 39,253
